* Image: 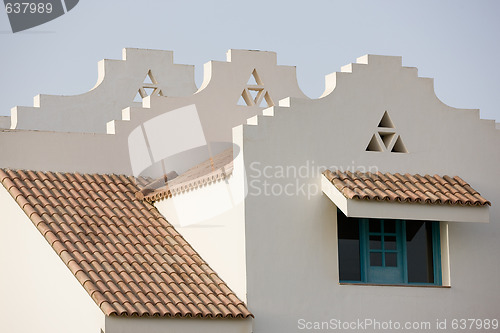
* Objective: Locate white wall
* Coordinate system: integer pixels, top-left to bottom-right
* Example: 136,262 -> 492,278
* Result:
156,188 -> 247,303
0,184 -> 105,333
0,116 -> 10,129
155,141 -> 249,303
0,129 -> 131,174
241,55 -> 500,332
105,316 -> 252,333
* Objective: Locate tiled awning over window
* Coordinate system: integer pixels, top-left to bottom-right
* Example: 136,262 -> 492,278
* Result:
322,170 -> 490,223
323,170 -> 490,206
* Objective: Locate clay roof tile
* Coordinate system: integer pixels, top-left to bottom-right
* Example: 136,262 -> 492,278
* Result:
0,169 -> 252,319
323,170 -> 490,207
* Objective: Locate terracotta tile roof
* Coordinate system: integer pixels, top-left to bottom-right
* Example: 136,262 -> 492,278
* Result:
141,148 -> 234,202
0,169 -> 252,318
323,170 -> 491,207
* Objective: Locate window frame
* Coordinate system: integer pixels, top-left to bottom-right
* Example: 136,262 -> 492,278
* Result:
338,214 -> 442,286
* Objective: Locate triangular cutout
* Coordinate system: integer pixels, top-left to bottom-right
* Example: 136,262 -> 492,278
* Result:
259,92 -> 274,107
240,89 -> 253,106
150,88 -> 164,97
237,94 -> 247,106
255,90 -> 265,104
247,72 -> 258,85
379,132 -> 396,149
366,134 -> 383,152
378,111 -> 395,128
259,95 -> 268,107
246,69 -> 263,86
365,111 -> 407,153
391,136 -> 408,153
238,70 -> 270,107
143,87 -> 155,97
248,89 -> 259,101
143,70 -> 157,85
143,74 -> 153,84
133,90 -> 143,102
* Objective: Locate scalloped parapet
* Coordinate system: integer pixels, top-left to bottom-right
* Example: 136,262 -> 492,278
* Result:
0,49 -> 308,176
3,52 -> 496,179
321,54 -> 417,98
10,48 -> 197,133
242,54 -> 499,180
108,49 -> 308,144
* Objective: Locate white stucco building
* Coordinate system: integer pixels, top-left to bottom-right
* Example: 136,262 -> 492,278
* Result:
1,48 -> 498,333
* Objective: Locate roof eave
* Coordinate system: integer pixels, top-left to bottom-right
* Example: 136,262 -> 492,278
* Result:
321,175 -> 490,223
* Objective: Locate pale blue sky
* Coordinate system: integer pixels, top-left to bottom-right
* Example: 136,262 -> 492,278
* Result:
0,0 -> 499,121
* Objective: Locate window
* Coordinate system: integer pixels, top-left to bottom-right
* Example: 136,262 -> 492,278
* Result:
337,210 -> 442,285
